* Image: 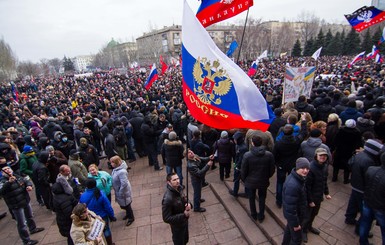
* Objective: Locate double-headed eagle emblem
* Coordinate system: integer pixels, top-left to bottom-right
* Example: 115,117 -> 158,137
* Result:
192,57 -> 232,105
357,10 -> 373,23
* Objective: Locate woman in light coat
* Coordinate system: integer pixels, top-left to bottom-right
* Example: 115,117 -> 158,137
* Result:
110,155 -> 135,226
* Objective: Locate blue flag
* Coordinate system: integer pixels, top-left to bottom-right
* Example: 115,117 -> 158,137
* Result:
226,40 -> 238,57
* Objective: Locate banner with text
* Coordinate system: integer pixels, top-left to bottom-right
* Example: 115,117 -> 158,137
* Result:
283,66 -> 316,103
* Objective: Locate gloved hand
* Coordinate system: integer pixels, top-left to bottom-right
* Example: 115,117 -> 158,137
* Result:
110,216 -> 117,222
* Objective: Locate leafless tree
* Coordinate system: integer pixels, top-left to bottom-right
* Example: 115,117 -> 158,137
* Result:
234,17 -> 265,61
17,61 -> 40,79
297,10 -> 320,43
0,38 -> 17,83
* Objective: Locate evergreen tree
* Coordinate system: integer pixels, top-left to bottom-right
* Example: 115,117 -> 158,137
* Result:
372,27 -> 385,53
63,56 -> 74,72
323,29 -> 333,55
340,30 -> 347,55
361,30 -> 372,53
313,29 -> 325,54
343,28 -> 361,55
291,39 -> 302,57
326,32 -> 343,56
303,37 -> 314,56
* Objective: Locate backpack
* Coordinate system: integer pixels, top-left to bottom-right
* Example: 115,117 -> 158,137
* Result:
114,128 -> 127,146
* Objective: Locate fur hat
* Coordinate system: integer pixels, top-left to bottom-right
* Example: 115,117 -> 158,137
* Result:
296,157 -> 310,170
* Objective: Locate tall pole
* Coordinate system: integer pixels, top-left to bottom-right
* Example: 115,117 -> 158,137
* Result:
236,7 -> 250,64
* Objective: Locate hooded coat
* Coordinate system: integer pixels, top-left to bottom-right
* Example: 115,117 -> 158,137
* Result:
52,182 -> 78,237
111,162 -> 132,207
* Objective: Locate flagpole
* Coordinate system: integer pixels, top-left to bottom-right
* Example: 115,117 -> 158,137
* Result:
236,7 -> 250,64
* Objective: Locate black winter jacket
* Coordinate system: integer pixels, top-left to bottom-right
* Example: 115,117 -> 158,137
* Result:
0,173 -> 32,209
306,160 -> 329,204
350,150 -> 380,193
364,165 -> 385,212
273,120 -> 307,172
213,138 -> 235,164
241,146 -> 275,189
162,184 -> 189,228
161,139 -> 184,168
187,157 -> 210,183
52,182 -> 78,237
282,169 -> 307,228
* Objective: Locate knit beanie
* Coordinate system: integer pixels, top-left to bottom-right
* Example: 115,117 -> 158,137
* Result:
364,139 -> 384,156
296,157 -> 310,170
23,145 -> 33,153
220,131 -> 228,138
345,119 -> 356,128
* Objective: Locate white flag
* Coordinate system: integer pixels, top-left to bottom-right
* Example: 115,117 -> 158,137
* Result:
311,47 -> 322,60
259,50 -> 268,60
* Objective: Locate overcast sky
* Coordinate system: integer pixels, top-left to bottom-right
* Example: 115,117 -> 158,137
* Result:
0,0 -> 370,62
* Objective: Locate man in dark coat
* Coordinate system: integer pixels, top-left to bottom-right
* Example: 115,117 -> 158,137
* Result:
295,95 -> 316,119
141,115 -> 163,171
344,139 -> 383,228
241,135 -> 275,222
229,131 -> 248,197
213,131 -> 235,181
339,100 -> 363,125
129,111 -> 145,157
302,148 -> 332,242
332,119 -> 362,183
43,117 -> 63,141
0,166 -> 44,245
161,131 -> 185,186
77,137 -> 99,169
162,173 -> 191,245
359,152 -> 385,245
32,151 -> 52,210
187,149 -> 213,212
273,114 -> 308,208
282,157 -> 310,245
52,181 -> 78,245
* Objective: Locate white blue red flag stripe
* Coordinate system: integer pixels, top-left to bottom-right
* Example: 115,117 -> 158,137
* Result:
345,6 -> 385,32
11,82 -> 18,102
375,53 -> 383,63
348,51 -> 365,68
144,64 -> 158,90
182,0 -> 274,131
379,26 -> 385,44
247,61 -> 258,77
196,0 -> 253,28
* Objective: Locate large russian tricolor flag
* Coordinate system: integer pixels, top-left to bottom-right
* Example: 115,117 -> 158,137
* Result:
182,0 -> 274,131
196,0 -> 253,28
144,64 -> 158,90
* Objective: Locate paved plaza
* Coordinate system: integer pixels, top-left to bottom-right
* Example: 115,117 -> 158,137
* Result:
0,156 -> 382,245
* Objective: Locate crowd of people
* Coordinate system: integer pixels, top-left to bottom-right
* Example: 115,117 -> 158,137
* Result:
0,55 -> 385,245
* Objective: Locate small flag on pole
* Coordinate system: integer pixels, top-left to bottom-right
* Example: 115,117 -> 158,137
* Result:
311,47 -> 322,60
144,64 -> 158,90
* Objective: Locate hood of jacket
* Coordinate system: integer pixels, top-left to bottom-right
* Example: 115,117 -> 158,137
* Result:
250,145 -> 266,156
305,137 -> 322,147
